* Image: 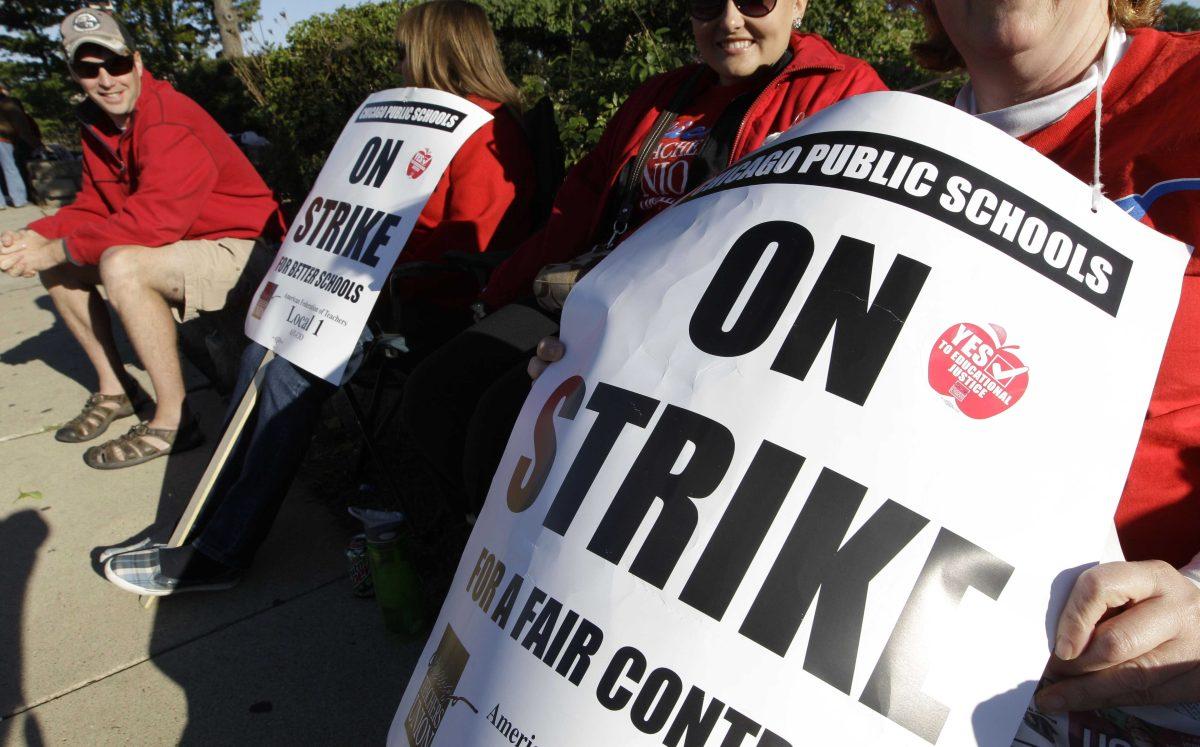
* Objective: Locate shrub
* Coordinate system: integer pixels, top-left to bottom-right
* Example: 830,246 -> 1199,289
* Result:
232,0 -> 943,202
175,57 -> 268,135
231,2 -> 405,201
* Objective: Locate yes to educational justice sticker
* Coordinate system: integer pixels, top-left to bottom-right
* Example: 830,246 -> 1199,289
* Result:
929,322 -> 1030,419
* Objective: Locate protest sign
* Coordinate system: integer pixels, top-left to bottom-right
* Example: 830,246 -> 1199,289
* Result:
245,88 -> 491,384
389,92 -> 1191,747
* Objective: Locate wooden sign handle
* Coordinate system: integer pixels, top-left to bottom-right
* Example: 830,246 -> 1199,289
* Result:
141,350 -> 276,609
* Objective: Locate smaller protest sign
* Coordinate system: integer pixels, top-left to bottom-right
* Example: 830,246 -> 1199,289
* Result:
245,88 -> 492,384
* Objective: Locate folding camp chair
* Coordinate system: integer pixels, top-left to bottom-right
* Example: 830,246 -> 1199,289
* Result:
338,96 -> 566,504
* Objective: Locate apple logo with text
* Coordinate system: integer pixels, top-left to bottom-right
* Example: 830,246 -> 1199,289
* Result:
408,148 -> 432,179
929,322 -> 1029,419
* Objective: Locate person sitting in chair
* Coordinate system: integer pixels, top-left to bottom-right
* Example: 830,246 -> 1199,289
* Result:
0,7 -> 284,469
99,0 -> 537,596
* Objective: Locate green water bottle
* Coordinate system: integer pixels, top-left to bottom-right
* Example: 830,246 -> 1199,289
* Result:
364,522 -> 426,637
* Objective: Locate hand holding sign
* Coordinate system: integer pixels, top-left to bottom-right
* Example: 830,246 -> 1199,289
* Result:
1037,560 -> 1200,712
527,336 -> 564,381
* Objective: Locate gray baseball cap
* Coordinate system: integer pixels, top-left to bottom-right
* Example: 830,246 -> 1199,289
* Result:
60,8 -> 137,61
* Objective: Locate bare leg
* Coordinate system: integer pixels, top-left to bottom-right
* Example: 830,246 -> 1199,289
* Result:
40,263 -> 130,396
99,245 -> 189,434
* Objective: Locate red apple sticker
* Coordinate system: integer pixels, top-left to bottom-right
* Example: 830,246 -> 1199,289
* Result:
928,323 -> 1029,419
407,148 -> 432,179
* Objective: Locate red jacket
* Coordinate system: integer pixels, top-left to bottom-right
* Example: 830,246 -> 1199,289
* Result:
30,70 -> 284,265
479,32 -> 887,308
394,95 -> 535,307
1023,29 -> 1200,566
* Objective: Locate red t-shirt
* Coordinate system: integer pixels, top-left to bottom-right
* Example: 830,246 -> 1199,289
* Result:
636,78 -> 760,223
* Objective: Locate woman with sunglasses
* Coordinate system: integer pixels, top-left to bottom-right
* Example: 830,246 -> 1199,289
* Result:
99,0 -> 537,596
481,0 -> 885,312
401,0 -> 886,522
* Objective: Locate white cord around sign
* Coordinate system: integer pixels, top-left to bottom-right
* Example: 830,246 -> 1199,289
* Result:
1091,79 -> 1105,213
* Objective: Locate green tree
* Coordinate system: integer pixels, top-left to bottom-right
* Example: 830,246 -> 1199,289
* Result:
212,0 -> 247,58
1159,1 -> 1200,31
0,0 -> 78,72
230,1 -> 408,198
0,0 -> 80,142
117,0 -> 261,77
805,1 -> 931,91
0,0 -> 261,142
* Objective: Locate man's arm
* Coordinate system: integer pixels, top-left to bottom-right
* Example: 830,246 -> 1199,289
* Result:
62,123 -> 219,265
29,155 -> 118,243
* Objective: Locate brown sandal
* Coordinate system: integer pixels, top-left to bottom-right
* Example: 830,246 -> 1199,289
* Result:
56,390 -> 145,443
83,420 -> 205,470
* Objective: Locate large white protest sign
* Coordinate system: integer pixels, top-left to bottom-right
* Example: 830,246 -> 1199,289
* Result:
389,92 -> 1191,747
245,88 -> 491,384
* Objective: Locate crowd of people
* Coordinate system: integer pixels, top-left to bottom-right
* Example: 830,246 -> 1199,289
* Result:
0,0 -> 1198,719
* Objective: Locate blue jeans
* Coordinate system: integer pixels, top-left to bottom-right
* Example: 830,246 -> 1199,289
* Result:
0,141 -> 27,207
191,333 -> 370,569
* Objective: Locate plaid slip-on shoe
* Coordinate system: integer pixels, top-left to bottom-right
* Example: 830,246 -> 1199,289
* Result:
98,536 -> 164,564
103,547 -> 241,597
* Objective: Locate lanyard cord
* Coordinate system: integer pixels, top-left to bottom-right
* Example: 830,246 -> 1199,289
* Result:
1091,79 -> 1104,214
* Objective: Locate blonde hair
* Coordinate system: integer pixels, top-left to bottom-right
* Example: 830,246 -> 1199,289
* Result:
903,0 -> 1164,71
395,0 -> 523,111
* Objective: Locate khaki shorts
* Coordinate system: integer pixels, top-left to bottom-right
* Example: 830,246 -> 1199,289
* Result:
172,237 -> 273,323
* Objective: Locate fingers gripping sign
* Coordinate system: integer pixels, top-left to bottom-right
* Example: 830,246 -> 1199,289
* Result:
528,335 -> 565,381
1037,560 -> 1200,712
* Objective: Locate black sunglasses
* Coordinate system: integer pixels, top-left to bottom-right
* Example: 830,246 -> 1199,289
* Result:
72,55 -> 136,80
690,0 -> 778,22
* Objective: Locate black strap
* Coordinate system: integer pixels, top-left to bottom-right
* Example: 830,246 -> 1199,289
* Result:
598,68 -> 707,250
686,87 -> 758,193
687,48 -> 795,193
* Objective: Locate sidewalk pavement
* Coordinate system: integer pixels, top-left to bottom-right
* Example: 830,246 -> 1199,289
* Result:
0,206 -> 423,745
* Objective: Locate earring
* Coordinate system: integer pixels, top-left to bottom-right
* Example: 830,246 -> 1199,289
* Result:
792,17 -> 803,29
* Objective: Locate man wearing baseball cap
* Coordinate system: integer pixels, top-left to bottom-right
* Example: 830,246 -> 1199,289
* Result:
0,6 -> 286,469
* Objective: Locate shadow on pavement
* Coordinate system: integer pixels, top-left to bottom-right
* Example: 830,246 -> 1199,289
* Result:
133,398 -> 424,744
0,510 -> 49,746
0,296 -> 98,392
148,593 -> 423,745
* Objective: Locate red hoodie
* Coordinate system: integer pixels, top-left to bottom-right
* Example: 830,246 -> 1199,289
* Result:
1022,28 -> 1200,567
30,70 -> 284,265
392,94 -> 536,307
479,32 -> 887,308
